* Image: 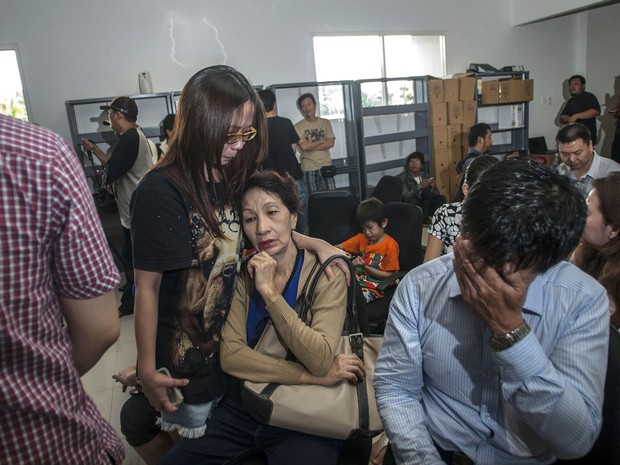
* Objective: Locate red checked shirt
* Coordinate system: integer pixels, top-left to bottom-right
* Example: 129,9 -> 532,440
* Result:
0,115 -> 124,464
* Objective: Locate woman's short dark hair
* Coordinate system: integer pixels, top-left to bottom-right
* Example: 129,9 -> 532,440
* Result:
452,155 -> 499,202
404,151 -> 425,167
355,197 -> 387,226
242,170 -> 301,217
463,155 -> 499,186
573,172 -> 620,324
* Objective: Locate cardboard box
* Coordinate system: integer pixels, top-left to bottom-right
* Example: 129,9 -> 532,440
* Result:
432,126 -> 449,150
499,79 -> 515,103
459,77 -> 477,101
461,125 -> 472,148
523,79 -> 534,101
499,78 -> 535,102
449,167 -> 461,199
449,143 -> 464,165
462,101 -> 478,127
432,149 -> 451,198
481,80 -> 499,104
430,102 -> 448,126
447,124 -> 462,147
428,79 -> 444,103
512,79 -> 534,101
448,101 -> 464,124
444,79 -> 460,102
432,148 -> 450,167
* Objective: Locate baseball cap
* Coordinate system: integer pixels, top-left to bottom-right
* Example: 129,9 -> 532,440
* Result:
100,96 -> 138,120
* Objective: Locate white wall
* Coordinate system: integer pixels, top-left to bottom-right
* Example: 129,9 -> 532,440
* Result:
510,0 -> 612,25
511,12 -> 587,144
0,0 -> 605,147
585,1 -> 620,156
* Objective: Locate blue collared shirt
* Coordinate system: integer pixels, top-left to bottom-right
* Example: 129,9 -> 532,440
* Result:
374,255 -> 609,465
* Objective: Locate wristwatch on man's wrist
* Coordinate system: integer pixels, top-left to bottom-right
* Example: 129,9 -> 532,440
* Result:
489,320 -> 531,352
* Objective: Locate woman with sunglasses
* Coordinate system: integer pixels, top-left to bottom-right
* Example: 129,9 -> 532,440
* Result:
131,66 -> 345,442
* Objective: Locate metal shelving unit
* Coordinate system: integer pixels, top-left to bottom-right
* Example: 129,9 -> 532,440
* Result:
269,76 -> 432,200
65,93 -> 174,191
475,71 -> 531,155
67,78 -> 434,200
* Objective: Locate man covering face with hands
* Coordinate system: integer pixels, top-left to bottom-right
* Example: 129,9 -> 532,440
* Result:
375,159 -> 609,465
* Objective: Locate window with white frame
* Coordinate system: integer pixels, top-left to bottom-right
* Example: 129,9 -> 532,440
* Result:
0,45 -> 29,121
313,34 -> 445,112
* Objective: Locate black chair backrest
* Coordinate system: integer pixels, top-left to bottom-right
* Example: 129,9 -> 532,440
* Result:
371,176 -> 403,204
384,201 -> 423,272
308,190 -> 359,245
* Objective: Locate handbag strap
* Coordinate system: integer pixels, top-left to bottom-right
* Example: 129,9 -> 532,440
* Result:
291,254 -> 374,433
255,253 -> 375,434
293,256 -> 320,317
297,254 -> 361,335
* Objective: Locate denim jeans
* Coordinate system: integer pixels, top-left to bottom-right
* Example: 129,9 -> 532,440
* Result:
295,178 -> 309,234
159,387 -> 341,465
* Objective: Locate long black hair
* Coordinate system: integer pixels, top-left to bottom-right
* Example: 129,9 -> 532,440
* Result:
155,65 -> 266,239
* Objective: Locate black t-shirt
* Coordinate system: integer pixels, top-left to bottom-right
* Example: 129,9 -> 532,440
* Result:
562,91 -> 601,144
131,171 -> 243,404
262,116 -> 303,180
106,127 -> 139,184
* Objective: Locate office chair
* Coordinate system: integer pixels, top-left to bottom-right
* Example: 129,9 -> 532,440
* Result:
308,190 -> 359,245
363,202 -> 424,333
370,175 -> 403,204
555,325 -> 620,465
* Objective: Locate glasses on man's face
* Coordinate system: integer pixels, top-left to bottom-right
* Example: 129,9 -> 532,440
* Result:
226,126 -> 257,145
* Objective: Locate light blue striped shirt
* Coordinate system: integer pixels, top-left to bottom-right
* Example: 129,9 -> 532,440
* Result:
375,254 -> 609,465
555,151 -> 620,196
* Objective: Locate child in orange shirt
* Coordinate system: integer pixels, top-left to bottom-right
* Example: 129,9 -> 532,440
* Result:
338,198 -> 400,303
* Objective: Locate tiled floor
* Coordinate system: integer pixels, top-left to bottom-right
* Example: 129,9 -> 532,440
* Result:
82,309 -> 145,465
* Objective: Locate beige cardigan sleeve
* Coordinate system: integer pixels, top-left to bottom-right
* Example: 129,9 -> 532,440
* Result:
220,250 -> 348,384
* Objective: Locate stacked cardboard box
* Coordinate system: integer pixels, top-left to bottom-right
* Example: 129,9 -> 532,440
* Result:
481,78 -> 534,104
427,74 -> 477,199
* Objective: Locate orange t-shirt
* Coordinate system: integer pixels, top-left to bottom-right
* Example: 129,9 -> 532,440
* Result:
342,233 -> 400,297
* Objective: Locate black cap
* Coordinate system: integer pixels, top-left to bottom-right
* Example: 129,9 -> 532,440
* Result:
100,96 -> 138,120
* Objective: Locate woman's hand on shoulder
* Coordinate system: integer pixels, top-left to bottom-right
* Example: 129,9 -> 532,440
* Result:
293,233 -> 352,284
315,244 -> 352,284
247,252 -> 278,303
301,353 -> 365,386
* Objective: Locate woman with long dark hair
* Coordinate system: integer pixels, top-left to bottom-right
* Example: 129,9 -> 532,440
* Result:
571,171 -> 620,328
131,65 -> 344,442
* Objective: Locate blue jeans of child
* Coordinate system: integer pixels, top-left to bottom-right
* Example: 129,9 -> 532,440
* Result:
158,387 -> 341,465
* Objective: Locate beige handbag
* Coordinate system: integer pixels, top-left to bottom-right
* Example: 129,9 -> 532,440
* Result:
241,255 -> 384,440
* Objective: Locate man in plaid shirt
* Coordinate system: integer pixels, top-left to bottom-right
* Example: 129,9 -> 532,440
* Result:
0,115 -> 124,464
